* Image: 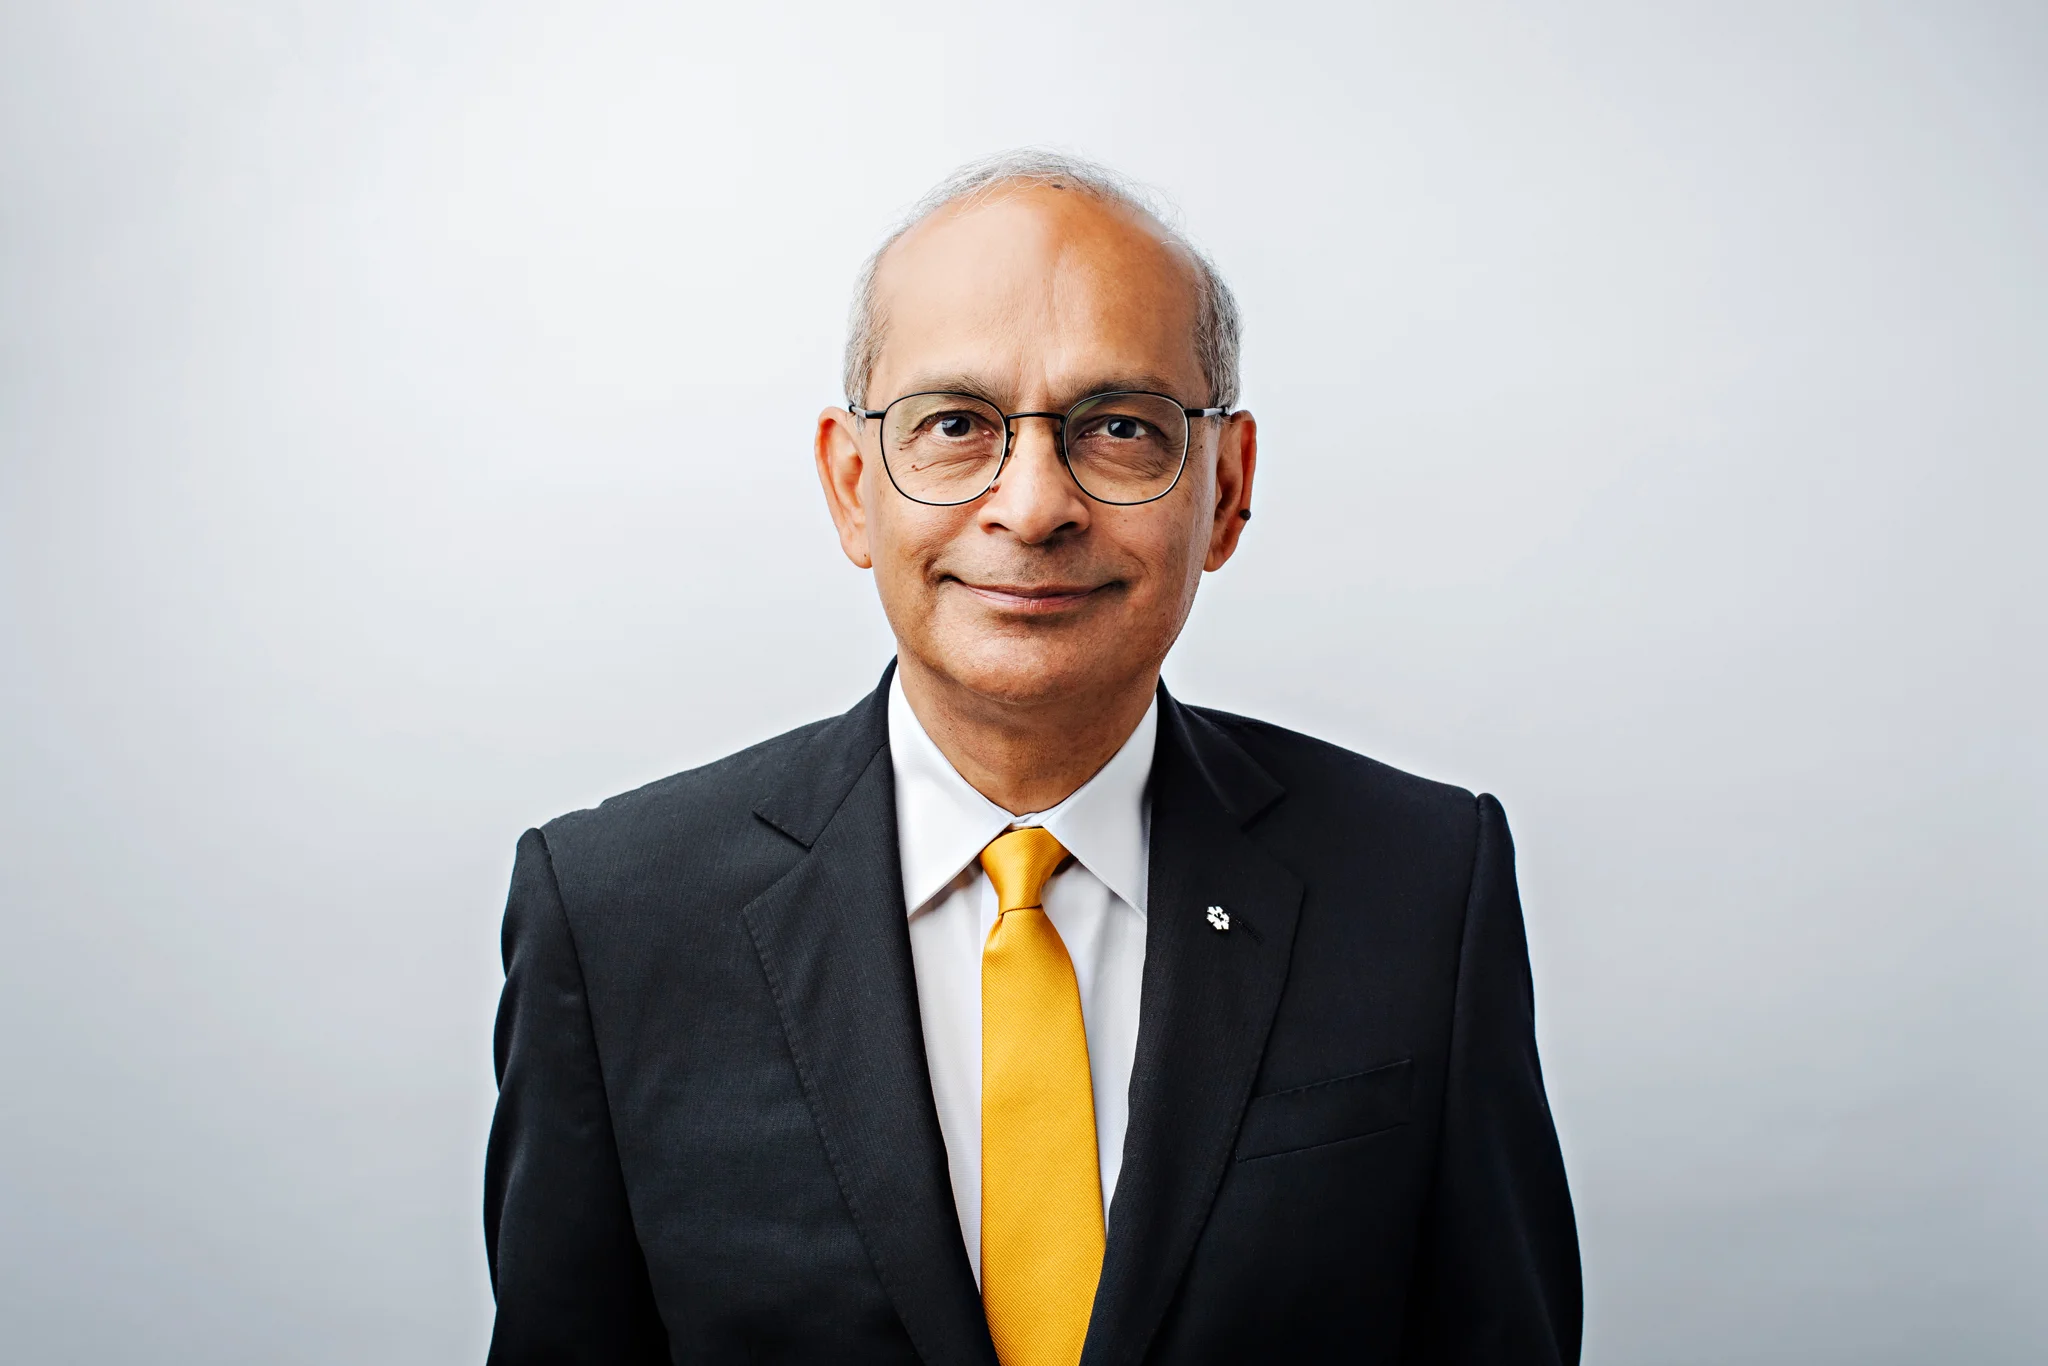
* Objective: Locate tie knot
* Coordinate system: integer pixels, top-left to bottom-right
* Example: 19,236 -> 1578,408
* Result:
979,827 -> 1070,913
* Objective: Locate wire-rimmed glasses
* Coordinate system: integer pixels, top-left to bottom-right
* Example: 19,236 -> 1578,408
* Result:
850,390 -> 1229,507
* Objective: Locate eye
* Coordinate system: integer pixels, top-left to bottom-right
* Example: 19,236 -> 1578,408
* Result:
936,414 -> 976,439
1103,416 -> 1147,440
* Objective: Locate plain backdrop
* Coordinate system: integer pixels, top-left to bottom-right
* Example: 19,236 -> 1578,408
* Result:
3,2 -> 2043,1362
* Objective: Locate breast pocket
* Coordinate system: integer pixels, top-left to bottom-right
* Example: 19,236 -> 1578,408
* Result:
1233,1058 -> 1414,1161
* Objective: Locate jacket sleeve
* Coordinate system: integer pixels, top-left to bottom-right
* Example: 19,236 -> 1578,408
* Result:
1402,794 -> 1583,1364
485,828 -> 670,1365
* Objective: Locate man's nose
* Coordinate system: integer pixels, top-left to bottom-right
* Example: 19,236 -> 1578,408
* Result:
982,416 -> 1090,542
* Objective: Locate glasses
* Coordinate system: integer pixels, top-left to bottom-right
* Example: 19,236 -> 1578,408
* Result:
850,390 -> 1229,506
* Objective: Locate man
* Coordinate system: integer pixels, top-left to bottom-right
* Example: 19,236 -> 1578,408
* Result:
485,151 -> 1580,1365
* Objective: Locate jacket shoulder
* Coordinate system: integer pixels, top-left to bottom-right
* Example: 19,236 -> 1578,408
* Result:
1182,704 -> 1494,942
1186,703 -> 1480,831
537,716 -> 835,866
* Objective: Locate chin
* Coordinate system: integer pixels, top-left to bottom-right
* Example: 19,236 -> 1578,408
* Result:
940,639 -> 1121,711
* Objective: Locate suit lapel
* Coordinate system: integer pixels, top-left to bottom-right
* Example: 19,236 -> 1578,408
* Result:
1082,691 -> 1304,1366
742,672 -> 998,1366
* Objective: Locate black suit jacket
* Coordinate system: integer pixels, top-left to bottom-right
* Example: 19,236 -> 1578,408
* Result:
485,668 -> 1580,1364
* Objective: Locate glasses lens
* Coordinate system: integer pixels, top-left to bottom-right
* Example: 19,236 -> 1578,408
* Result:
1063,393 -> 1190,503
881,393 -> 1007,504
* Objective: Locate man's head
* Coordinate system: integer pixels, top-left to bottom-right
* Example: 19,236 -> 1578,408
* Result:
815,152 -> 1257,721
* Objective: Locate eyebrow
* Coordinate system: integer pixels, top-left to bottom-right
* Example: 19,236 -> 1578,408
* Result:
882,373 -> 1200,410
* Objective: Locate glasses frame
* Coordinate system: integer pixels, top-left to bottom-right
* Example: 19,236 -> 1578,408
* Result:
849,389 -> 1231,507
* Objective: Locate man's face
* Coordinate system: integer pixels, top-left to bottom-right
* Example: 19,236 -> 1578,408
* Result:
816,184 -> 1256,714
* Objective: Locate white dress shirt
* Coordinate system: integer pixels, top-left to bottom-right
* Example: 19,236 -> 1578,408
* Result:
888,672 -> 1155,1282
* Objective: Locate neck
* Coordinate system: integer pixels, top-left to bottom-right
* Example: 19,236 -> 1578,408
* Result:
896,655 -> 1158,816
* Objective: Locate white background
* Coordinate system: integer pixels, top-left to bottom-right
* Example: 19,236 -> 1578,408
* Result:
3,3 -> 2043,1362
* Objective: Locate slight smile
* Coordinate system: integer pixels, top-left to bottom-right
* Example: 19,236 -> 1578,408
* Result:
950,579 -> 1116,614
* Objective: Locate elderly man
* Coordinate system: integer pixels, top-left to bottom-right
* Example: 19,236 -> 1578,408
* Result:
485,152 -> 1580,1365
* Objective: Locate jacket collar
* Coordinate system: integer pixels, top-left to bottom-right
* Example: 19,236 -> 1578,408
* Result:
749,662 -> 897,849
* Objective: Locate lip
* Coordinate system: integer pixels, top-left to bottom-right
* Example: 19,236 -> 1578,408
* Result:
950,579 -> 1112,614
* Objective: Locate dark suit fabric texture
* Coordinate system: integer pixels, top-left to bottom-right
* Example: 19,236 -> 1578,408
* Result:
485,667 -> 1581,1364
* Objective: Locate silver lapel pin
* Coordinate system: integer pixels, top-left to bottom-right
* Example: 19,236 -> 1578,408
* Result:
1205,905 -> 1231,932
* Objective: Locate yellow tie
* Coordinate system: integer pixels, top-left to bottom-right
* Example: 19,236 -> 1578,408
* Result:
979,827 -> 1104,1366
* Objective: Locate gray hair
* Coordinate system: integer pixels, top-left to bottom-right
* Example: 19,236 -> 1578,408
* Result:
841,149 -> 1242,410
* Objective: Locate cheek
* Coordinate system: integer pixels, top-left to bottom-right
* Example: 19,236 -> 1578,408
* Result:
1170,471 -> 1223,578
1110,506 -> 1208,594
866,495 -> 964,590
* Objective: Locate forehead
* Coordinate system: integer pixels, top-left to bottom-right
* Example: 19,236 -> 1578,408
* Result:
868,184 -> 1205,401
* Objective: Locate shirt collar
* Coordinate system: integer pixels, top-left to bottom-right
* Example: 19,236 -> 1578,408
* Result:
888,671 -> 1156,919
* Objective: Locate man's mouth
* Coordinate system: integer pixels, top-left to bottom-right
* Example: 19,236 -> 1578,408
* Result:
947,579 -> 1112,614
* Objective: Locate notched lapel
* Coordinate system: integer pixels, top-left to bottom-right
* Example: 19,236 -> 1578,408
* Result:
741,678 -> 997,1366
1082,695 -> 1305,1366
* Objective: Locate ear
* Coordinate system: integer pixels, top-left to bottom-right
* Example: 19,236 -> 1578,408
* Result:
815,406 -> 874,569
1203,411 -> 1257,572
